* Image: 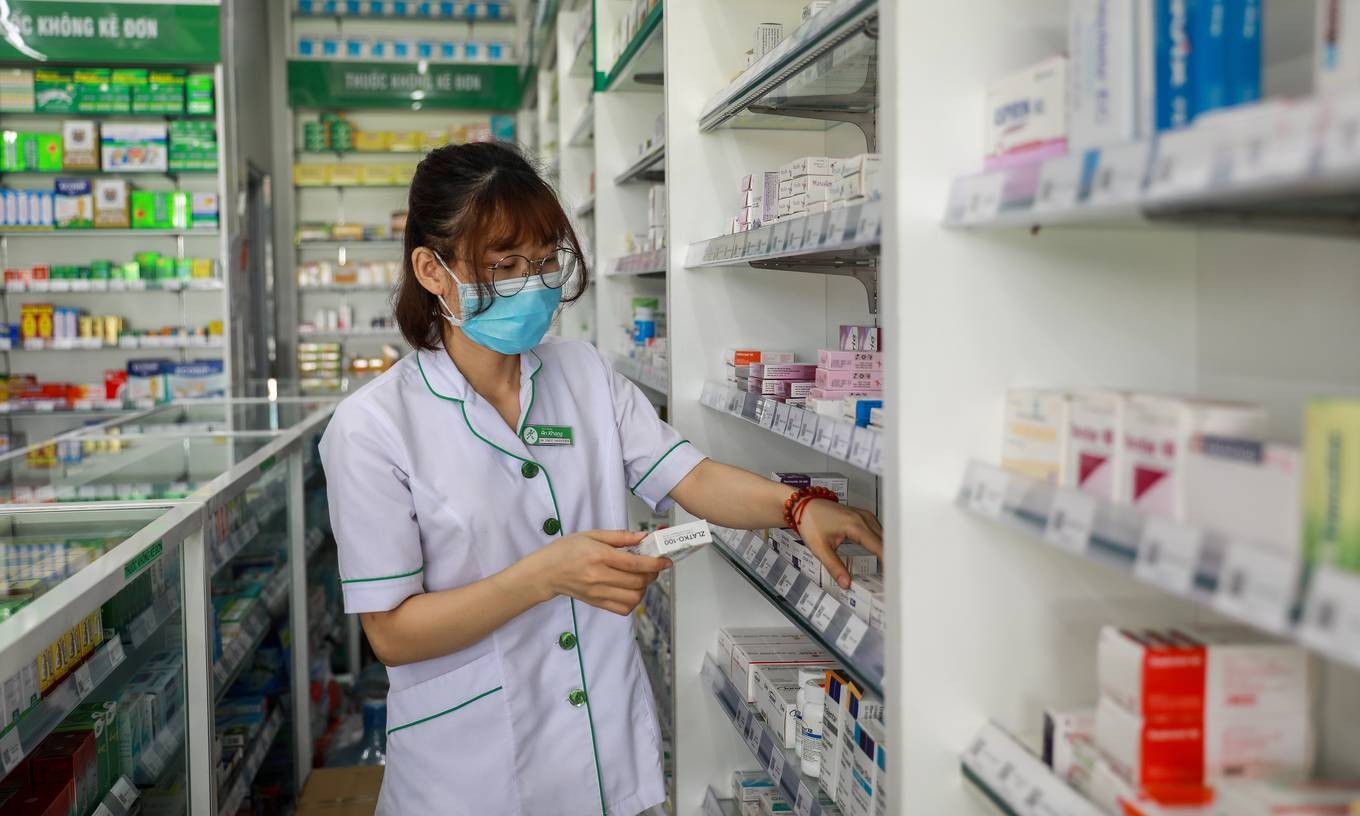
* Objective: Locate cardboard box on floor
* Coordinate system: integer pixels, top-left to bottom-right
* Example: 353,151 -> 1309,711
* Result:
298,766 -> 383,815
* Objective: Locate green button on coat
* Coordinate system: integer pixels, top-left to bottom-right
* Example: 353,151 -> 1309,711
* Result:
558,632 -> 577,650
542,517 -> 561,535
521,461 -> 539,479
568,688 -> 587,707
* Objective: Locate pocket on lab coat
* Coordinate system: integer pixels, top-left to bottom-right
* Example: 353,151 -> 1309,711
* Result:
381,652 -> 519,815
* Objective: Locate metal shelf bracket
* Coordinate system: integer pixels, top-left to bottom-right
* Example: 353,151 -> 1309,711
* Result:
750,253 -> 879,314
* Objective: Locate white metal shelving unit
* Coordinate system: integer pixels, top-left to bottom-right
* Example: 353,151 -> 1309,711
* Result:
884,2 -> 1360,814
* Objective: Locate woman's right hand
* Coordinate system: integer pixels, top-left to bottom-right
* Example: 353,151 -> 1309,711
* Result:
521,530 -> 671,615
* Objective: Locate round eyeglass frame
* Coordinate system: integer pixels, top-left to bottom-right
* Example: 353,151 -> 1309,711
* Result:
484,247 -> 582,298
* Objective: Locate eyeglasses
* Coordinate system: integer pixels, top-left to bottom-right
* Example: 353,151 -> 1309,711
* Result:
484,248 -> 581,297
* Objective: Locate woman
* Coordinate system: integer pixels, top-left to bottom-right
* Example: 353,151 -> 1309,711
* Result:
320,141 -> 883,816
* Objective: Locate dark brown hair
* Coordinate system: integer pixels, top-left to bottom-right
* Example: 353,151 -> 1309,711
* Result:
395,141 -> 588,351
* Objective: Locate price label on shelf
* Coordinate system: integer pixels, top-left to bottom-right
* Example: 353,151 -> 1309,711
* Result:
857,201 -> 882,242
1233,105 -> 1318,185
1043,489 -> 1096,555
785,220 -> 805,252
830,421 -> 854,461
743,535 -> 763,563
74,664 -> 94,698
849,428 -> 875,470
48,280 -> 70,293
835,614 -> 869,654
812,420 -> 835,454
0,728 -> 22,773
760,399 -> 780,430
962,173 -> 1005,222
757,549 -> 780,579
111,778 -> 138,809
799,413 -> 820,447
770,221 -> 791,254
1034,154 -> 1085,212
775,565 -> 799,598
774,402 -> 792,434
965,465 -> 1009,519
795,586 -> 823,618
107,637 -> 125,667
868,432 -> 884,475
783,407 -> 805,439
1088,142 -> 1151,205
767,745 -> 785,784
737,705 -> 751,735
1147,125 -> 1230,198
804,212 -> 830,248
1300,566 -> 1360,660
92,804 -> 114,816
744,718 -> 762,754
811,594 -> 840,632
827,208 -> 850,245
1212,543 -> 1299,634
1134,516 -> 1202,595
794,783 -> 816,816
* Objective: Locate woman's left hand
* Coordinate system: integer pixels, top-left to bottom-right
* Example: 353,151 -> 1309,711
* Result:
797,500 -> 883,590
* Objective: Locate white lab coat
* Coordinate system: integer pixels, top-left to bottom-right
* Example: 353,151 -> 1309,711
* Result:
319,337 -> 705,816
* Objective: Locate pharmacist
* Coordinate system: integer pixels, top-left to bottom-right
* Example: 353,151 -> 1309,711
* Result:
320,142 -> 883,816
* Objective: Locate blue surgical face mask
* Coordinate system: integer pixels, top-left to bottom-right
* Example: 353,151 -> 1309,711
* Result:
433,252 -> 563,355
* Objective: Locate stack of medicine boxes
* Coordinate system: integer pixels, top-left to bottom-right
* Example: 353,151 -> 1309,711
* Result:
808,325 -> 883,427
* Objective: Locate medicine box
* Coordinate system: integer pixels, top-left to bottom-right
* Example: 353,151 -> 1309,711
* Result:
780,156 -> 842,180
726,349 -> 796,366
748,363 -> 817,381
848,574 -> 886,630
716,627 -> 807,672
984,55 -> 1069,165
1184,437 -> 1301,560
815,368 -> 883,391
93,180 -> 129,228
1304,398 -> 1360,574
1065,390 -> 1125,499
1213,778 -> 1360,816
1120,395 -> 1267,519
753,665 -> 802,748
54,179 -> 93,230
731,770 -> 775,803
1002,388 -> 1069,485
101,123 -> 167,172
61,121 -> 98,170
631,519 -> 712,562
771,472 -> 849,503
1068,0 -> 1141,150
729,641 -> 835,702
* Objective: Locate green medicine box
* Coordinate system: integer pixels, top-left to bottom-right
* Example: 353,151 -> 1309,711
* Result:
134,69 -> 185,115
131,191 -> 189,230
34,68 -> 77,113
1305,398 -> 1360,575
73,68 -> 114,114
187,73 -> 214,116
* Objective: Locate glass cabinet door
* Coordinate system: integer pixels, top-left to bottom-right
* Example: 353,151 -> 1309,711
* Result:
0,504 -> 199,816
97,399 -> 336,437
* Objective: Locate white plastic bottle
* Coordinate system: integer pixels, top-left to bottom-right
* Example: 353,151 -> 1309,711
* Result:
796,669 -> 826,778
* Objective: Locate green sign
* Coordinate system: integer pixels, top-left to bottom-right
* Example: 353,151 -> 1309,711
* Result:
522,424 -> 573,447
288,60 -> 520,111
124,539 -> 163,580
0,2 -> 220,64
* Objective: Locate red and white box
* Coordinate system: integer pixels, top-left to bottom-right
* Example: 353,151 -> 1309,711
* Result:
1066,389 -> 1126,500
725,349 -> 796,366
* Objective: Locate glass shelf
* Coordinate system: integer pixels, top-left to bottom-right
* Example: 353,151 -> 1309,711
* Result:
296,240 -> 403,251
962,722 -> 1104,816
609,353 -> 668,396
100,400 -> 325,436
958,460 -> 1360,674
710,526 -> 884,698
702,787 -> 740,816
599,2 -> 662,92
699,0 -> 877,138
2,279 -> 223,294
0,229 -> 218,238
699,382 -> 883,477
607,249 -> 666,277
702,654 -> 833,816
614,142 -> 664,185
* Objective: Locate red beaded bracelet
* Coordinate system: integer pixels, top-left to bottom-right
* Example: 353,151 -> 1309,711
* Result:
783,486 -> 839,534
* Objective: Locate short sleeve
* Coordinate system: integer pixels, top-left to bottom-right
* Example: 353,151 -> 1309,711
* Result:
319,403 -> 425,613
611,367 -> 707,512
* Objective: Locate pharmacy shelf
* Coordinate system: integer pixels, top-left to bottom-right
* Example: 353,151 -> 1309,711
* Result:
957,460 -> 1360,673
3,280 -> 224,294
0,111 -> 214,122
216,708 -> 284,816
702,788 -> 740,816
1,338 -> 225,352
944,94 -> 1360,235
961,722 -> 1102,816
614,141 -> 665,185
296,240 -> 403,251
135,708 -> 186,784
573,195 -> 594,220
213,605 -> 272,702
210,491 -> 287,572
0,169 -> 217,179
710,526 -> 884,697
568,94 -> 595,147
93,776 -> 141,816
263,567 -> 291,619
292,10 -> 516,22
298,283 -> 395,292
699,0 -> 878,136
609,353 -> 668,396
699,382 -> 884,477
296,327 -> 402,339
599,2 -> 663,92
0,229 -> 218,238
126,592 -> 183,653
685,200 -> 883,312
295,183 -> 412,190
0,402 -> 135,417
608,249 -> 666,277
702,654 -> 830,816
0,639 -> 127,777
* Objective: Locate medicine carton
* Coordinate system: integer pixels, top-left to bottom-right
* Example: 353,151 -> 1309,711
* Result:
54,179 -> 93,229
729,641 -> 835,702
753,665 -> 802,748
817,349 -> 882,371
1316,0 -> 1360,95
100,123 -> 167,172
748,363 -> 817,381
1184,437 -> 1301,560
834,687 -> 884,810
631,519 -> 712,563
848,574 -> 886,630
716,627 -> 807,671
731,770 -> 775,803
771,472 -> 849,503
780,156 -> 841,180
1069,0 -> 1141,150
815,368 -> 883,391
847,717 -> 884,816
1304,398 -> 1360,574
1066,390 -> 1126,499
1213,778 -> 1360,816
61,121 -> 98,170
1002,388 -> 1070,485
984,55 -> 1069,165
1121,395 -> 1267,519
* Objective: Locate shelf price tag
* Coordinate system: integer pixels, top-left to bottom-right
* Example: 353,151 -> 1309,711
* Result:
767,745 -> 786,784
795,586 -> 823,618
1088,142 -> 1151,205
744,717 -> 762,753
830,422 -> 854,461
757,549 -> 781,579
811,594 -> 840,632
774,402 -> 792,435
1299,566 -> 1360,659
813,420 -> 835,454
774,565 -> 799,598
857,201 -> 882,242
760,399 -> 780,430
1233,103 -> 1318,185
1134,516 -> 1202,596
786,220 -> 806,252
1212,543 -> 1299,634
868,432 -> 884,475
965,464 -> 1009,519
799,413 -> 820,447
770,221 -> 791,254
1146,125 -> 1230,198
1043,489 -> 1096,555
835,614 -> 869,654
794,783 -> 816,816
1034,154 -> 1086,212
804,212 -> 831,249
111,777 -> 138,808
74,664 -> 94,698
783,407 -> 805,440
742,534 -> 763,563
849,428 -> 875,470
92,804 -> 114,816
962,173 -> 1005,222
0,728 -> 22,774
827,208 -> 850,245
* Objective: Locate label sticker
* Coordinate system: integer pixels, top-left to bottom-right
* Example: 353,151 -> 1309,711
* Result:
522,425 -> 573,446
1034,154 -> 1084,212
1134,516 -> 1202,595
1213,543 -> 1299,634
836,614 -> 869,654
1300,566 -> 1360,660
849,428 -> 875,470
830,421 -> 854,461
794,783 -> 815,816
966,466 -> 1009,519
795,586 -> 822,618
757,549 -> 780,579
744,717 -> 762,753
813,420 -> 834,453
0,728 -> 21,774
774,565 -> 799,597
798,413 -> 819,447
74,664 -> 94,698
1043,489 -> 1096,554
767,745 -> 785,783
811,594 -> 840,631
